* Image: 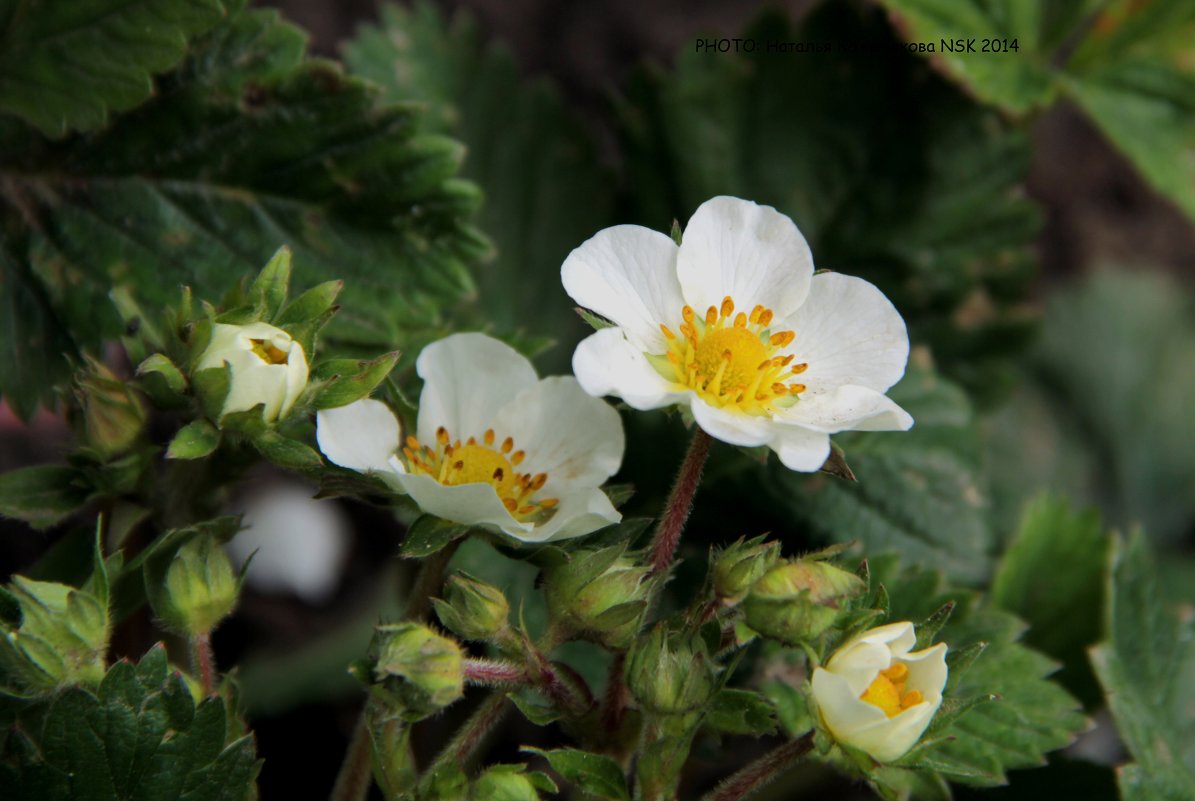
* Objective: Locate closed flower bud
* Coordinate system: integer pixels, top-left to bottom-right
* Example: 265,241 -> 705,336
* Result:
433,572 -> 510,642
811,621 -> 948,762
75,359 -> 147,460
471,766 -> 548,801
543,547 -> 652,649
196,322 -> 308,423
626,625 -> 716,714
374,623 -> 464,718
0,576 -> 109,693
743,559 -> 865,643
713,536 -> 781,604
149,535 -> 240,636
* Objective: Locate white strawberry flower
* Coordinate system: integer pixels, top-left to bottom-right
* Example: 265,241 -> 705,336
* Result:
562,196 -> 913,471
315,333 -> 625,543
197,322 -> 308,422
810,621 -> 948,762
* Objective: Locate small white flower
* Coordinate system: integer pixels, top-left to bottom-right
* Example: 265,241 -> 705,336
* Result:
562,196 -> 913,471
810,621 -> 948,762
316,333 -> 625,543
197,322 -> 308,422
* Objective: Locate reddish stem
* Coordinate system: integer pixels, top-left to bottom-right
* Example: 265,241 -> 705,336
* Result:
649,428 -> 712,575
463,658 -> 526,687
193,632 -> 216,696
700,732 -> 815,801
600,651 -> 629,739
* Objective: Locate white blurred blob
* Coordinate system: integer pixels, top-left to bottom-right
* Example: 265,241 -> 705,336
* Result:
227,483 -> 349,604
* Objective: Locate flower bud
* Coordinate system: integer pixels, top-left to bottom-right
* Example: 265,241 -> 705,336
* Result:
148,535 -> 240,636
196,321 -> 308,423
543,547 -> 652,649
374,623 -> 464,719
471,766 -> 549,801
75,359 -> 147,460
713,536 -> 781,604
811,621 -> 948,762
743,559 -> 865,643
0,576 -> 109,693
626,625 -> 716,715
433,572 -> 510,642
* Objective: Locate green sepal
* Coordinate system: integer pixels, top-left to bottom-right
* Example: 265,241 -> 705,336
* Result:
400,515 -> 472,558
191,364 -> 231,422
166,420 -> 221,461
249,246 -> 292,320
252,431 -> 323,471
576,307 -> 615,331
136,353 -> 189,408
311,352 -> 401,410
276,279 -> 343,325
704,688 -> 779,737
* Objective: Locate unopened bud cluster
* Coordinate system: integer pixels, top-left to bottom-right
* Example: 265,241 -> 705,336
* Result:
543,546 -> 653,649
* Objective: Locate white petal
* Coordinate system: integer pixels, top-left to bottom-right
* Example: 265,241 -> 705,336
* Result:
778,385 -> 913,433
572,328 -> 688,410
415,333 -> 538,443
690,399 -> 774,447
825,640 -> 893,696
281,340 -> 308,418
561,225 -> 685,352
844,702 -> 937,762
772,425 -> 832,473
517,488 -> 621,543
676,197 -> 813,321
392,472 -> 533,535
781,272 -> 909,393
812,667 -> 889,738
492,377 -> 624,497
316,399 -> 402,473
901,642 -> 949,701
840,622 -> 918,657
222,363 -> 288,420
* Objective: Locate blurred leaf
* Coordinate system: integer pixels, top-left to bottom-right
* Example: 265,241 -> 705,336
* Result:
0,0 -> 226,136
0,464 -> 89,529
1090,534 -> 1195,801
871,556 -> 1086,787
0,645 -> 259,800
616,3 -> 1040,402
522,747 -> 630,801
166,420 -> 220,460
345,2 -> 613,371
400,515 -> 471,558
704,688 -> 778,737
251,431 -> 322,471
990,495 -> 1110,707
0,0 -> 486,417
767,357 -> 993,583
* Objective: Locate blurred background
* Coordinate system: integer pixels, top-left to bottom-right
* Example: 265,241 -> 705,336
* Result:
2,1 -> 1193,799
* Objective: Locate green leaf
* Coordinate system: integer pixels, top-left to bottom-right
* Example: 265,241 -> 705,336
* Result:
135,353 -> 188,407
400,515 -> 471,559
870,557 -> 1086,787
616,3 -> 1040,402
522,747 -> 630,801
311,352 -> 400,410
1090,534 -> 1195,801
345,2 -> 613,371
252,431 -> 322,471
0,0 -> 486,416
166,420 -> 221,460
991,494 -> 1110,706
0,464 -> 89,529
0,0 -> 227,137
704,688 -> 778,737
249,245 -> 291,320
767,359 -> 992,583
276,279 -> 342,326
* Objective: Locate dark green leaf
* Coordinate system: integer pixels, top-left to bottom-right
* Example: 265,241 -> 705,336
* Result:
136,353 -> 188,407
252,431 -> 322,470
400,514 -> 471,558
166,420 -> 221,460
0,464 -> 89,529
0,0 -> 226,136
249,245 -> 291,320
311,352 -> 400,410
522,747 -> 630,801
704,688 -> 778,737
276,279 -> 342,326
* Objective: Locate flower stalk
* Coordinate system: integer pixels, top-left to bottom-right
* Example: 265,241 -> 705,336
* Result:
192,632 -> 216,696
649,427 -> 712,575
699,731 -> 816,801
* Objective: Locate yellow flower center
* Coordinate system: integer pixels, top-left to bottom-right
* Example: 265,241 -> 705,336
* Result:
859,662 -> 924,718
249,338 -> 290,365
652,296 -> 807,415
401,427 -> 557,521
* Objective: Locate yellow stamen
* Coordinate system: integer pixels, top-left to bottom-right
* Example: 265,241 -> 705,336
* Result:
484,428 -> 495,445
859,662 -> 923,718
721,296 -> 734,317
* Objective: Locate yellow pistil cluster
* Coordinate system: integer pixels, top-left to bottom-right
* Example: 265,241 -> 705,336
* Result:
402,426 -> 557,520
652,296 -> 807,415
249,338 -> 289,364
859,662 -> 924,718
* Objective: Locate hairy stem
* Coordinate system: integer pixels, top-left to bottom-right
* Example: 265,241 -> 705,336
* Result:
700,732 -> 816,801
649,428 -> 711,575
463,658 -> 526,687
330,714 -> 373,801
192,632 -> 216,696
600,651 -> 629,742
404,539 -> 462,621
434,691 -> 510,771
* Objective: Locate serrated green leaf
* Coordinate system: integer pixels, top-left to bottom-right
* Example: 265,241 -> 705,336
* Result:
991,494 -> 1109,706
522,747 -> 630,801
275,279 -> 342,326
704,688 -> 778,737
1090,534 -> 1195,800
0,464 -> 89,529
311,352 -> 400,410
0,0 -> 227,137
345,2 -> 613,371
400,515 -> 471,558
252,431 -> 322,470
768,359 -> 992,583
167,420 -> 221,460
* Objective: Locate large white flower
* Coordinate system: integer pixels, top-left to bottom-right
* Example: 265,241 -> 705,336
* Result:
562,196 -> 913,471
810,622 -> 948,762
315,333 -> 625,543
